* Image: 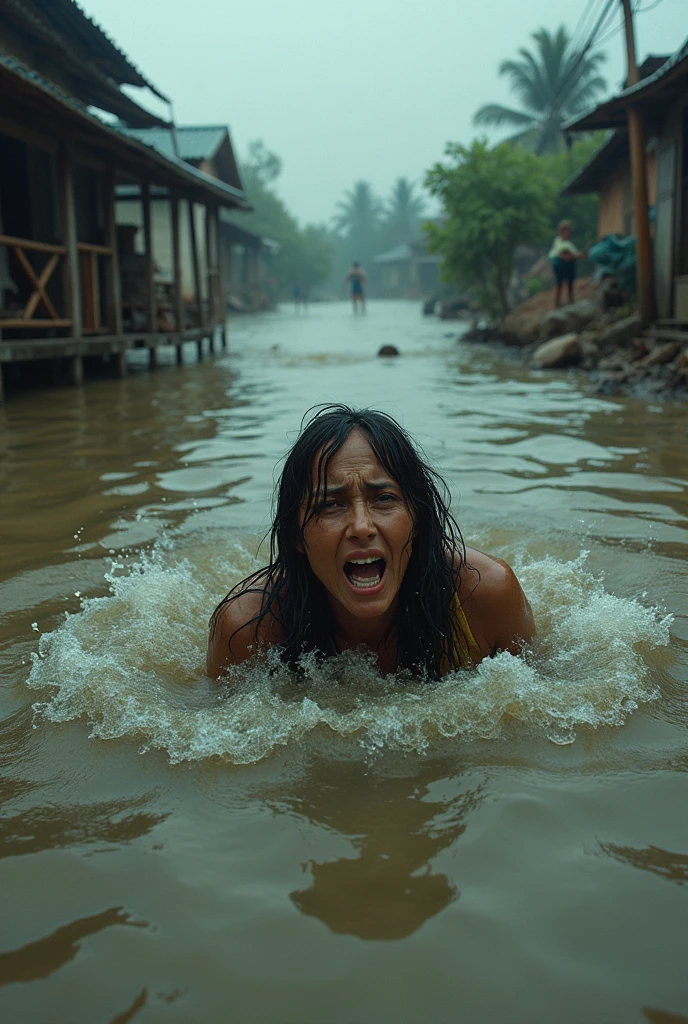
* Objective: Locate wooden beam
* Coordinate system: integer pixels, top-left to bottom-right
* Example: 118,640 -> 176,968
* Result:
0,234 -> 66,255
621,0 -> 656,325
0,115 -> 58,154
142,181 -> 156,333
59,143 -> 82,339
0,318 -> 72,329
14,249 -> 60,320
213,207 -> 226,324
68,355 -> 84,385
204,205 -> 214,323
104,168 -> 123,336
188,201 -> 205,327
77,242 -> 113,256
171,195 -> 184,331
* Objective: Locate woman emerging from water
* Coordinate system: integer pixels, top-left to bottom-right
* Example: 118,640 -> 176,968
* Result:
207,405 -> 535,680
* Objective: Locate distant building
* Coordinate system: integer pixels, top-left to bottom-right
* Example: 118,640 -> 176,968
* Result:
116,125 -> 275,313
563,44 -> 688,322
372,236 -> 441,298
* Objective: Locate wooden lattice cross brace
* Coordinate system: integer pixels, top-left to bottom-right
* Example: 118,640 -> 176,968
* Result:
13,246 -> 61,321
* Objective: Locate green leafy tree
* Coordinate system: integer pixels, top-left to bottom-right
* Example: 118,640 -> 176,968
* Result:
232,141 -> 333,293
242,139 -> 282,188
280,224 -> 334,292
425,139 -> 555,316
473,26 -> 607,155
381,178 -> 426,246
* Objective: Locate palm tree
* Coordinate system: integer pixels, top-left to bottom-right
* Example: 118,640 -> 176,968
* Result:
334,181 -> 383,237
473,26 -> 607,155
333,180 -> 383,267
383,178 -> 426,245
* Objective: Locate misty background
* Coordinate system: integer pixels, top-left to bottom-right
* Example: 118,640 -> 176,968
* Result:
83,0 -> 685,224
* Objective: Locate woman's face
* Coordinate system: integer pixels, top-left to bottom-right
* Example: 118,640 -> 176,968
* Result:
300,430 -> 415,626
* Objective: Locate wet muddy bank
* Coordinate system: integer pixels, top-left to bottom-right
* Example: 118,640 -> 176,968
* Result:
460,284 -> 688,401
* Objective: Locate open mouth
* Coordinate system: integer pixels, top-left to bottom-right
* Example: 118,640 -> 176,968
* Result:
343,556 -> 387,590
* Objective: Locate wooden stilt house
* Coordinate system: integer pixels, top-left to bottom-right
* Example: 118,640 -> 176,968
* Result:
564,42 -> 688,326
0,0 -> 250,399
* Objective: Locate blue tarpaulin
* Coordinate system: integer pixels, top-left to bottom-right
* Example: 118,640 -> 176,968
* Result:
588,234 -> 637,293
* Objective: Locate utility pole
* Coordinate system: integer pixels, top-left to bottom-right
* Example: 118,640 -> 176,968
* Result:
621,0 -> 655,324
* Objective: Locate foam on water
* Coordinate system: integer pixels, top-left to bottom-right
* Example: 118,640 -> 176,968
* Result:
26,536 -> 672,764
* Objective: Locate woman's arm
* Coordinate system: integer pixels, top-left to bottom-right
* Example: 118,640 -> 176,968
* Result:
207,587 -> 284,680
460,549 -> 536,658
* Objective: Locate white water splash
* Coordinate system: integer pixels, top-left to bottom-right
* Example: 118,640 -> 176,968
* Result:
26,539 -> 671,764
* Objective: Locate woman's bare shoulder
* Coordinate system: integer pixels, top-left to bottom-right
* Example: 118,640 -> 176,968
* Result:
207,575 -> 284,680
457,547 -> 536,656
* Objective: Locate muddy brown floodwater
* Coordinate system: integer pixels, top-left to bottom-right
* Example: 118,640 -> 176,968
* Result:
1,300 -> 687,1024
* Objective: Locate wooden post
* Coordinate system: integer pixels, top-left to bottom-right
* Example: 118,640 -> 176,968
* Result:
176,344 -> 183,364
142,181 -> 156,332
188,201 -> 204,328
104,168 -> 123,337
215,208 -> 227,332
68,355 -> 83,385
171,194 -> 184,332
115,350 -> 127,377
59,143 -> 82,339
225,235 -> 234,303
149,346 -> 157,369
621,0 -> 655,324
205,205 -> 215,325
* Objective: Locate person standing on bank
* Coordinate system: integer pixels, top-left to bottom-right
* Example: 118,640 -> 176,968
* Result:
345,262 -> 367,313
549,220 -> 588,309
207,405 -> 535,681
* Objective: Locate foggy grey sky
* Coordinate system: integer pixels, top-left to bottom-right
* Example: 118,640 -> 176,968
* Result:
84,0 -> 686,225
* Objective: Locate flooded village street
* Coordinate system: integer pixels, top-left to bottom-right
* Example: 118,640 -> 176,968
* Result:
1,299 -> 687,1023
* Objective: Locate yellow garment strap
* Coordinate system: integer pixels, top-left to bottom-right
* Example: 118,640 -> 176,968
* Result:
440,593 -> 482,673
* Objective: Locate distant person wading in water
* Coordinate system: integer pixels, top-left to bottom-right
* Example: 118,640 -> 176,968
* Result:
346,262 -> 367,313
549,220 -> 588,309
207,405 -> 535,681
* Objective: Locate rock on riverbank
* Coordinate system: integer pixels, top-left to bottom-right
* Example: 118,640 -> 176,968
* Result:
461,282 -> 688,400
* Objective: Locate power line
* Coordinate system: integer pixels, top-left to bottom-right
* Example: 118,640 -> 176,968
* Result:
596,6 -> 625,47
634,0 -> 666,12
597,0 -> 667,55
569,0 -> 606,54
559,0 -> 618,96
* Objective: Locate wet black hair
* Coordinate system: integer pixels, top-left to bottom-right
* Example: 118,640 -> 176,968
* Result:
211,404 -> 471,679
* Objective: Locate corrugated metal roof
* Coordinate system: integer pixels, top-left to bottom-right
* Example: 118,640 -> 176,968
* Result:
561,132 -> 627,196
0,47 -> 168,129
373,243 -> 412,264
120,126 -> 228,162
1,0 -> 169,124
0,54 -> 250,209
33,0 -> 168,100
565,38 -> 688,132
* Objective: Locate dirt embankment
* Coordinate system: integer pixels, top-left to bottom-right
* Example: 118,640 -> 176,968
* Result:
462,280 -> 688,400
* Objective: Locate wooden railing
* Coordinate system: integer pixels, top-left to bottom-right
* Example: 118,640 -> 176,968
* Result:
78,241 -> 113,333
0,234 -> 72,329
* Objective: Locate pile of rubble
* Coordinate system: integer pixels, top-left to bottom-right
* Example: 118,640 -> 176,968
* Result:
462,283 -> 688,399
